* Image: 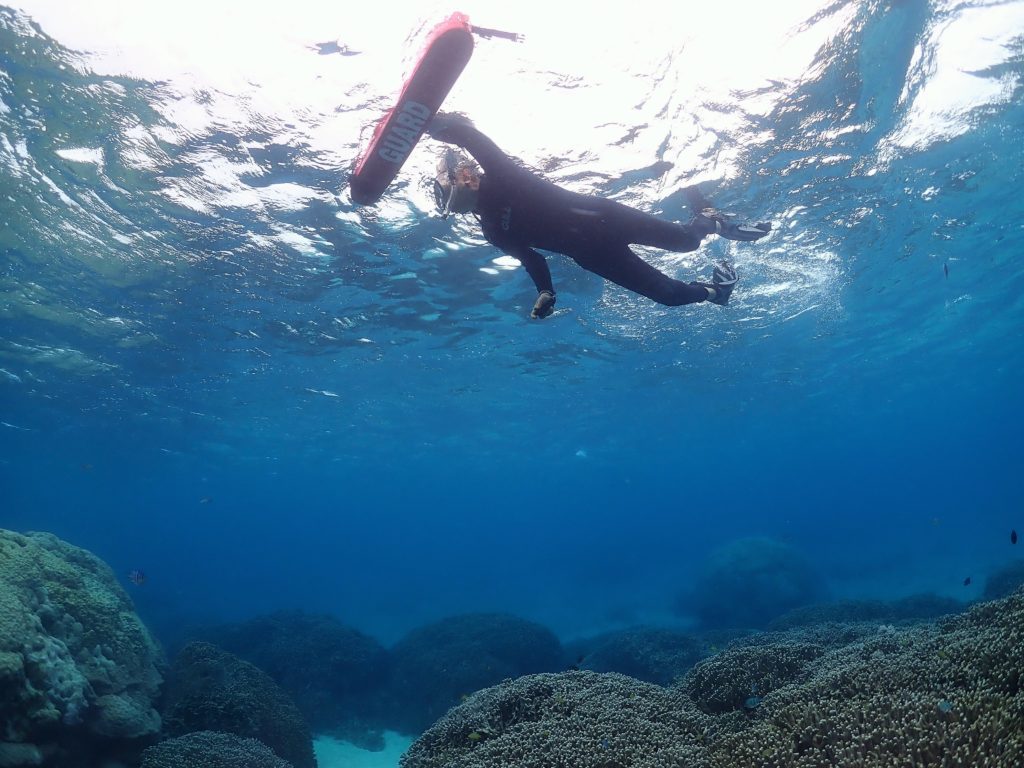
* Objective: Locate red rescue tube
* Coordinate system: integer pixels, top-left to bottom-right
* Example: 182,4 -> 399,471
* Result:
349,13 -> 474,206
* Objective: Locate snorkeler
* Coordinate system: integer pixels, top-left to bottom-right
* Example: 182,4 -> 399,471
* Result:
427,113 -> 771,319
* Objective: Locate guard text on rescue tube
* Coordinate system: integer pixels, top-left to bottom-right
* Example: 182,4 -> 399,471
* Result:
378,101 -> 431,164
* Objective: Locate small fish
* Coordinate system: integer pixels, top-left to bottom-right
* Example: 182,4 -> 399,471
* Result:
937,699 -> 954,714
199,496 -> 212,505
963,576 -> 971,587
600,738 -> 610,750
1012,529 -> 1018,545
943,262 -> 949,279
127,569 -> 146,586
80,463 -> 93,472
743,696 -> 763,710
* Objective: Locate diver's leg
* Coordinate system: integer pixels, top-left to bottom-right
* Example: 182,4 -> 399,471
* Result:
573,246 -> 710,306
597,199 -> 706,252
594,197 -> 770,247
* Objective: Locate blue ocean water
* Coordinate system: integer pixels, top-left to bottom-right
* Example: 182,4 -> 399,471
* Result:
1,0 -> 1022,658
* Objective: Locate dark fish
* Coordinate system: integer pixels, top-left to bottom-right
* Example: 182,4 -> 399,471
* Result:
127,569 -> 146,586
1012,529 -> 1018,545
963,576 -> 971,587
943,262 -> 949,279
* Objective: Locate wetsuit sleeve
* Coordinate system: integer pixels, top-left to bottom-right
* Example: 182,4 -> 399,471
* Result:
507,246 -> 554,295
427,115 -> 509,172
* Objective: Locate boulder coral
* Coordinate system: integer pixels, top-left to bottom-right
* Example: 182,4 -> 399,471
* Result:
194,610 -> 388,734
678,537 -> 824,629
140,730 -> 294,768
400,588 -> 1024,767
0,529 -> 164,767
161,641 -> 317,768
386,612 -> 563,733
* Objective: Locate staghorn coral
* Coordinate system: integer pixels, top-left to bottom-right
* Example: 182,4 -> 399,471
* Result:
0,529 -> 164,766
401,588 -> 1024,768
580,627 -> 705,685
683,642 -> 825,714
703,587 -> 1024,766
162,642 -> 316,768
768,594 -> 966,630
400,670 -> 712,768
140,730 -> 294,768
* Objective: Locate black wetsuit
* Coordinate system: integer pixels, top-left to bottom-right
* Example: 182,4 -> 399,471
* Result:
439,123 -> 711,306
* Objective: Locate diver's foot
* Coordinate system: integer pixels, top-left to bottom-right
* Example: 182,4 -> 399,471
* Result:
708,261 -> 738,306
693,208 -> 771,242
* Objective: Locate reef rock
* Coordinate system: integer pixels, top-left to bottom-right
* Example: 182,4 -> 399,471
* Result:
0,529 -> 164,767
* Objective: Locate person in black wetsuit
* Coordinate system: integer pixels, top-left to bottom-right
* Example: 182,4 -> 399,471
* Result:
427,113 -> 771,319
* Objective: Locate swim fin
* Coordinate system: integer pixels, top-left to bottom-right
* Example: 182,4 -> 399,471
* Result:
693,209 -> 771,242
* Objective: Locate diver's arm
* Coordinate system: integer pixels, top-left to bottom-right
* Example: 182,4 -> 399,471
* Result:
427,113 -> 509,171
507,246 -> 554,296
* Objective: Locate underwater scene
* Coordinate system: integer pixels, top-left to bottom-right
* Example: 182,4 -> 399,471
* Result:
2,0 -> 1023,766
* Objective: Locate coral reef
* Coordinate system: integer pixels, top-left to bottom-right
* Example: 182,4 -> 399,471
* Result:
400,670 -> 711,768
386,612 -> 564,733
707,587 -> 1024,765
579,627 -> 704,685
193,610 -> 389,736
768,593 -> 965,629
677,537 -> 824,629
683,642 -> 825,714
401,588 -> 1024,767
161,642 -> 316,768
984,559 -> 1024,601
0,529 -> 164,767
140,730 -> 294,768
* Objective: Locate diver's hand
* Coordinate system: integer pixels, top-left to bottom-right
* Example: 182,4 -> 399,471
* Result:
427,112 -> 474,142
531,290 -> 556,319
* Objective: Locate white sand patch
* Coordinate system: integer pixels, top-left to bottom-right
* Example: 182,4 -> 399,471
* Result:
314,731 -> 415,768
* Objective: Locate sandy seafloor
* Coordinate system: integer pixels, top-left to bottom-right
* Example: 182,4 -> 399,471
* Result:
314,732 -> 415,768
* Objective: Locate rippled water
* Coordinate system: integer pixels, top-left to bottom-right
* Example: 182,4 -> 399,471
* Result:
2,0 -> 1023,637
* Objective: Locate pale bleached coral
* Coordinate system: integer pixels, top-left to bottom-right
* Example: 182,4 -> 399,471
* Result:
0,528 -> 164,765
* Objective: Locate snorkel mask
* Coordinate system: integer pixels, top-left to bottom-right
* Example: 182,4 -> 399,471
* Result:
432,148 -> 477,217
